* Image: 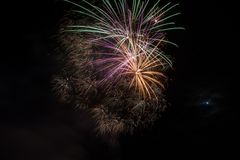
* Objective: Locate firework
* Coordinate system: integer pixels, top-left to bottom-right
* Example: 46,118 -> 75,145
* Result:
53,0 -> 183,136
64,0 -> 183,99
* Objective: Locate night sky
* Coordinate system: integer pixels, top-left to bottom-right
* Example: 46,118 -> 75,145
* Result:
1,0 -> 239,159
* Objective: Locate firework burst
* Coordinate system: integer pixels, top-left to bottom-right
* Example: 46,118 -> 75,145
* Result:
53,0 -> 183,136
64,0 -> 184,99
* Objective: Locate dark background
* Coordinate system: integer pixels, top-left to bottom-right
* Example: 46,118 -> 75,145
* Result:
1,0 -> 239,159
